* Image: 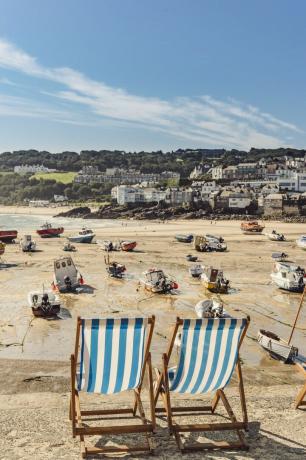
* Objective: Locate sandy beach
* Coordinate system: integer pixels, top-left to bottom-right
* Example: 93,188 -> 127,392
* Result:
0,211 -> 305,458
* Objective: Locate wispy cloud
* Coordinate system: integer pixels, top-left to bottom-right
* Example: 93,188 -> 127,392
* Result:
0,38 -> 301,149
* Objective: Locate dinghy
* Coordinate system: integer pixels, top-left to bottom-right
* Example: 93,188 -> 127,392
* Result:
68,228 -> 95,244
195,299 -> 226,318
266,230 -> 285,241
104,253 -> 126,278
189,264 -> 204,278
240,221 -> 264,234
20,235 -> 36,252
0,229 -> 18,243
271,261 -> 305,292
140,268 -> 178,293
120,240 -> 137,251
186,254 -> 198,262
175,234 -> 193,243
272,252 -> 288,261
201,266 -> 230,293
63,242 -> 76,252
28,290 -> 61,317
52,256 -> 83,293
257,329 -> 298,363
296,235 -> 306,250
206,234 -> 224,243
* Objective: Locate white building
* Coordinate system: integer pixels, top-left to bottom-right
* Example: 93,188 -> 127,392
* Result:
211,166 -> 224,180
14,164 -> 57,174
277,172 -> 306,192
111,185 -> 166,205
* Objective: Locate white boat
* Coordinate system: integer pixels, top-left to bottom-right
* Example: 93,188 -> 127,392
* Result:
139,269 -> 178,293
195,299 -> 226,318
52,256 -> 83,293
270,261 -> 305,292
194,235 -> 226,252
68,228 -> 95,244
272,252 -> 288,261
257,329 -> 298,363
200,266 -> 230,293
20,235 -> 36,252
189,264 -> 204,278
266,230 -> 285,241
206,234 -> 224,243
28,290 -> 61,317
296,235 -> 306,250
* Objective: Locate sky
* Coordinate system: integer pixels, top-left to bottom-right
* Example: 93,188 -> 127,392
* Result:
0,0 -> 305,153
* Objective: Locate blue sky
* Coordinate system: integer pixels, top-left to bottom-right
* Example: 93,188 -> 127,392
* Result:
0,0 -> 305,152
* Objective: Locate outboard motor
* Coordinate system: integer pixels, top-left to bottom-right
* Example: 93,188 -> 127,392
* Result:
64,275 -> 72,291
41,293 -> 51,313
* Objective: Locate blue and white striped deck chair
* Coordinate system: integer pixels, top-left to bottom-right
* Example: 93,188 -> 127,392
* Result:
154,316 -> 250,453
70,316 -> 155,458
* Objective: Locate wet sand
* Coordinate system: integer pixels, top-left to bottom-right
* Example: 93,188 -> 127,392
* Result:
0,217 -> 306,458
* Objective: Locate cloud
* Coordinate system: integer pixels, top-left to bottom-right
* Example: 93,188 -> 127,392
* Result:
0,38 -> 301,149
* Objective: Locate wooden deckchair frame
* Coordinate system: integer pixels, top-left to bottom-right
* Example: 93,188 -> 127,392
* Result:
295,362 -> 306,409
154,316 -> 250,453
70,315 -> 156,458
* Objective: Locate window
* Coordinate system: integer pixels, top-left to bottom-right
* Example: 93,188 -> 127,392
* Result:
62,262 -> 66,268
56,262 -> 60,269
67,260 -> 72,266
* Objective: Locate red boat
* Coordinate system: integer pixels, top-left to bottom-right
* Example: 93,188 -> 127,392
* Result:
37,222 -> 64,238
0,230 -> 18,243
120,240 -> 137,251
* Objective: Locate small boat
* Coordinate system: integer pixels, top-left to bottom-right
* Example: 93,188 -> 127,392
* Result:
240,221 -> 265,234
193,235 -> 208,252
68,228 -> 95,244
140,268 -> 178,293
20,235 -> 36,252
0,242 -> 5,256
193,235 -> 226,252
186,254 -> 198,262
272,252 -> 288,261
37,222 -> 64,238
201,266 -> 230,293
189,264 -> 204,278
175,234 -> 193,243
120,240 -> 137,251
106,261 -> 126,278
28,290 -> 61,317
296,235 -> 306,250
271,261 -> 305,292
257,329 -> 298,363
195,299 -> 226,318
206,234 -> 224,243
266,230 -> 285,241
0,229 -> 18,243
52,256 -> 83,293
63,242 -> 76,252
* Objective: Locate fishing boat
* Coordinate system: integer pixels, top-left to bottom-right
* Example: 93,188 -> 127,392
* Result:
193,235 -> 208,252
52,256 -> 83,293
20,235 -> 36,252
193,235 -> 226,252
175,234 -> 193,243
0,242 -> 5,256
68,228 -> 95,244
200,266 -> 230,293
270,261 -> 305,292
63,242 -> 76,252
28,290 -> 61,317
37,222 -> 64,238
195,299 -> 226,318
266,230 -> 285,241
140,268 -> 178,293
257,330 -> 298,363
186,254 -> 198,262
120,240 -> 137,251
0,229 -> 18,243
296,235 -> 306,250
189,264 -> 204,278
240,221 -> 265,234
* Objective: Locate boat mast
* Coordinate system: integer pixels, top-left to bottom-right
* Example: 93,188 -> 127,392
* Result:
288,284 -> 306,345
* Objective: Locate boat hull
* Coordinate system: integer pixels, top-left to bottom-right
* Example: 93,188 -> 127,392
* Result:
121,241 -> 137,251
32,305 -> 60,317
0,230 -> 18,243
257,330 -> 298,363
37,228 -> 64,238
68,234 -> 95,243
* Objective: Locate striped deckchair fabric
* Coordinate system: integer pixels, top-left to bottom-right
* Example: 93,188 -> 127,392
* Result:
170,317 -> 247,394
78,317 -> 148,394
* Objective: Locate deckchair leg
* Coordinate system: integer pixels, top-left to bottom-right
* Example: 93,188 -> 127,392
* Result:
211,390 -> 221,414
162,354 -> 174,434
70,354 -> 77,437
218,390 -> 248,449
295,382 -> 306,409
148,353 -> 156,430
236,361 -> 248,429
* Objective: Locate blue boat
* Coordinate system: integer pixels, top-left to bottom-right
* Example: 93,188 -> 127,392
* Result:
68,228 -> 95,244
175,234 -> 193,243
